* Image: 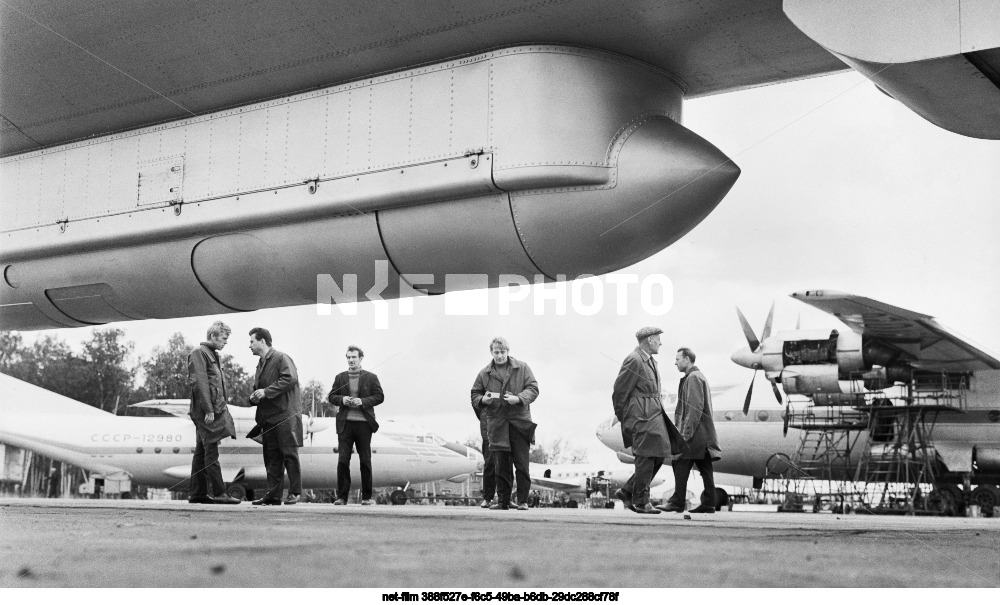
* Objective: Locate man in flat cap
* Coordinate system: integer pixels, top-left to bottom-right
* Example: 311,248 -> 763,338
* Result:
611,327 -> 686,514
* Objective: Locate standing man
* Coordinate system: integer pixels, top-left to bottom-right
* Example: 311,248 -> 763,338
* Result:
611,327 -> 685,514
471,337 -> 539,511
187,321 -> 240,504
327,346 -> 384,506
247,327 -> 303,506
665,347 -> 722,514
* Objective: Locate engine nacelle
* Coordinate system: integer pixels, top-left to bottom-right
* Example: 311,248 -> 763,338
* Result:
780,364 -> 840,395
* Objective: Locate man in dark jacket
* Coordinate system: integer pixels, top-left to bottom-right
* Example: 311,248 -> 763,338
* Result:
612,326 -> 686,514
187,321 -> 240,504
247,327 -> 303,505
665,347 -> 722,514
470,337 -> 538,511
327,345 -> 384,505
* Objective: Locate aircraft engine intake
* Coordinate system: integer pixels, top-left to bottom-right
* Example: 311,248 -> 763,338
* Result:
0,46 -> 738,330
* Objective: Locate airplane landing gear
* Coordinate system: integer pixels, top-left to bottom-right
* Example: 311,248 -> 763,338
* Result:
389,489 -> 408,505
929,483 -> 964,516
713,487 -> 730,511
970,484 -> 999,517
225,483 -> 248,502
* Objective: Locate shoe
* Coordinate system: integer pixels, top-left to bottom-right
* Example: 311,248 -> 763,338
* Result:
614,489 -> 633,509
480,500 -> 491,509
489,503 -> 510,510
332,499 -> 347,506
361,499 -> 375,505
212,495 -> 241,505
655,503 -> 685,513
251,498 -> 282,506
283,494 -> 299,505
688,505 -> 716,514
630,503 -> 662,514
516,503 -> 529,511
188,494 -> 214,504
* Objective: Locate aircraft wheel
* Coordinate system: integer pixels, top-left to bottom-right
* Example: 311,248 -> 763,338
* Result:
714,488 -> 730,511
929,483 -> 963,516
226,483 -> 247,502
970,484 -> 1000,517
389,489 -> 408,505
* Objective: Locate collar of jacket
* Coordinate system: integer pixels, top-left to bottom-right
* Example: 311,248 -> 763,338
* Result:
199,342 -> 220,358
490,356 -> 522,373
684,365 -> 700,376
635,347 -> 653,362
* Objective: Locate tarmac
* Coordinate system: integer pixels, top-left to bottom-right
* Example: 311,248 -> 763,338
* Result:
1,498 -> 998,588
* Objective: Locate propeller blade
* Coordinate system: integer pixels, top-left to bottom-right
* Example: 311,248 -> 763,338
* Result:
771,381 -> 783,404
743,369 -> 757,415
761,301 -> 775,341
783,407 -> 790,437
736,306 -> 761,352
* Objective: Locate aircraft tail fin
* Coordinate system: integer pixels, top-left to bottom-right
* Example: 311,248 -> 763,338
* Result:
0,372 -> 111,416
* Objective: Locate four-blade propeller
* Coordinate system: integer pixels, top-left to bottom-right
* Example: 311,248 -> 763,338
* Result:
734,302 -> 783,415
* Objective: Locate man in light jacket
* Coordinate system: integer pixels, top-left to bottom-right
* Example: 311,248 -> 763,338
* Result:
470,337 -> 538,511
665,347 -> 722,514
187,320 -> 239,504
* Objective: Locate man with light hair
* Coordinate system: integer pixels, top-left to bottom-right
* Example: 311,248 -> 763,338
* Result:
471,337 -> 539,511
187,321 -> 240,504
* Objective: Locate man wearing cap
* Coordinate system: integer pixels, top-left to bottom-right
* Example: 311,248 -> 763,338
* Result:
611,327 -> 685,514
663,347 -> 722,514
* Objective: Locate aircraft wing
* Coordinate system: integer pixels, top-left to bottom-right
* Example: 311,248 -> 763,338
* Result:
791,290 -> 1000,372
3,1 -> 998,157
0,429 -> 128,477
162,465 -> 246,483
530,476 -> 584,491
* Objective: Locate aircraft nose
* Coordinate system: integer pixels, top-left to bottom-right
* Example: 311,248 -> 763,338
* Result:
730,346 -> 763,370
595,418 -> 618,449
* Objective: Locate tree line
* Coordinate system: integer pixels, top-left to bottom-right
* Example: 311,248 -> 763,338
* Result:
0,329 -> 325,416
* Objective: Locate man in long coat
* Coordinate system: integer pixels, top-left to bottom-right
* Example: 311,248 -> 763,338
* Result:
187,320 -> 239,504
612,326 -> 686,514
247,326 -> 303,505
665,347 -> 722,514
471,336 -> 538,511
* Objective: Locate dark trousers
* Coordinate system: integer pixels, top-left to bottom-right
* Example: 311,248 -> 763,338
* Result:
668,454 -> 716,508
261,421 -> 302,500
337,421 -> 374,500
480,424 -> 496,501
494,424 -> 531,505
190,434 -> 225,497
623,455 -> 664,507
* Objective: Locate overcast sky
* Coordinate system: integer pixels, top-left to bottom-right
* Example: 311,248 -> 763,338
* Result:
26,70 -> 1000,464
